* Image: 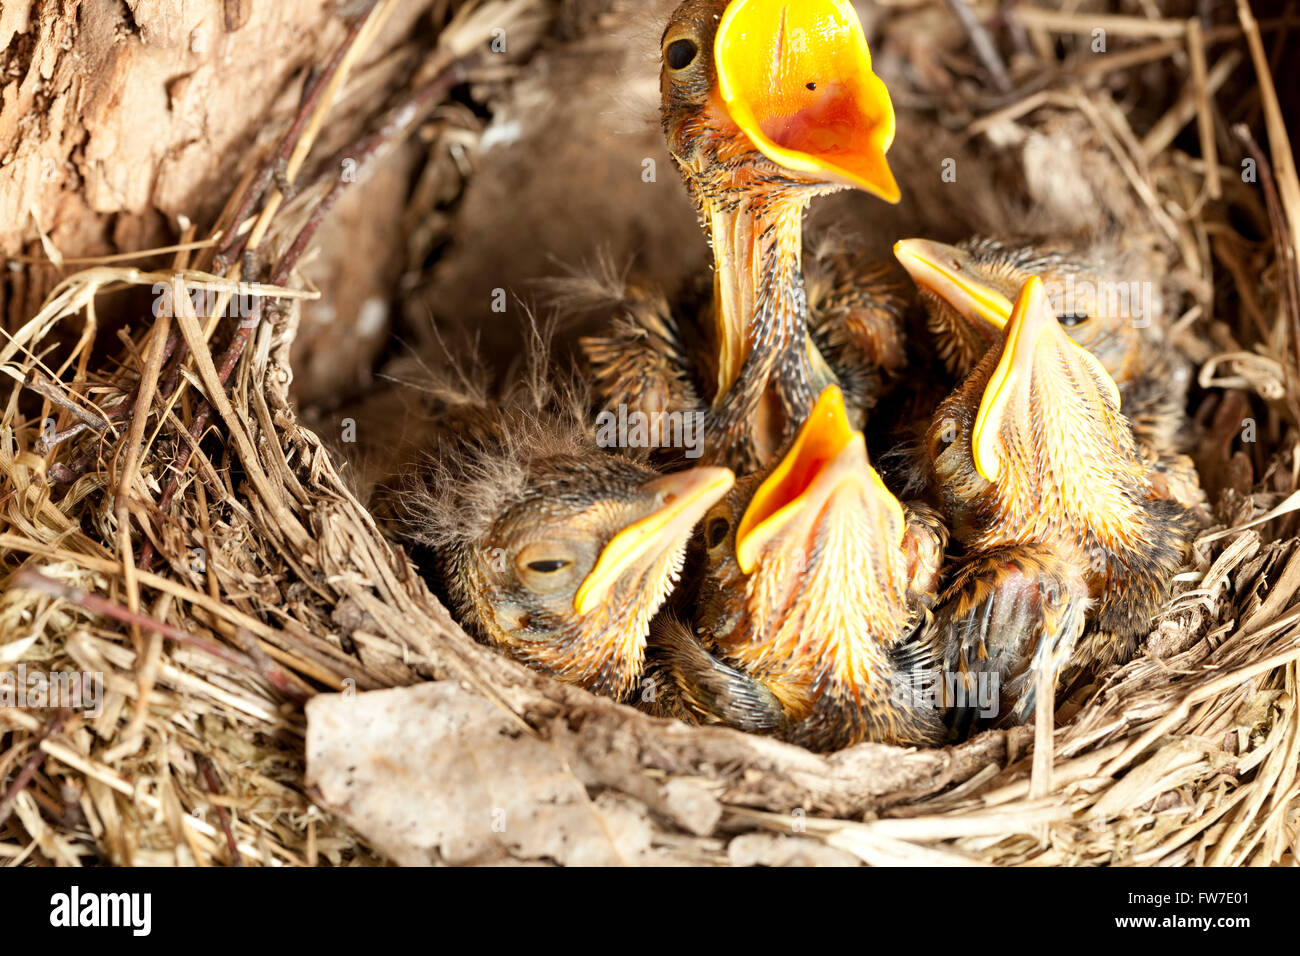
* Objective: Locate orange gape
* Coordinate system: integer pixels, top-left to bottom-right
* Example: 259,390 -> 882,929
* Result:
658,386 -> 949,752
715,0 -> 899,200
895,234 -> 1206,517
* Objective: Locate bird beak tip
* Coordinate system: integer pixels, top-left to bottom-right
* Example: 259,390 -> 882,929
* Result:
894,237 -> 1013,332
572,465 -> 734,616
972,276 -> 1120,482
972,277 -> 1051,481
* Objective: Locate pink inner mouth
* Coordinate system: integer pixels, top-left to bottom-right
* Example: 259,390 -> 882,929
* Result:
759,81 -> 860,159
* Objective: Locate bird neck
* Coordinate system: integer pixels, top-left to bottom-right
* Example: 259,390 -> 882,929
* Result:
924,293 -> 1003,379
551,599 -> 654,702
707,194 -> 810,403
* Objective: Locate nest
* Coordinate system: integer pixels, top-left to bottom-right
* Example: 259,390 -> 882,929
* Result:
2,0 -> 1299,866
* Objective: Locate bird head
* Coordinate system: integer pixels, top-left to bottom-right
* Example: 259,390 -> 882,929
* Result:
894,237 -> 1151,382
927,276 -> 1144,546
393,335 -> 736,701
660,0 -> 900,205
657,0 -> 899,448
465,457 -> 735,698
698,385 -> 913,720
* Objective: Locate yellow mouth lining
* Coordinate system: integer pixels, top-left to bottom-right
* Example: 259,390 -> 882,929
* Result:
715,0 -> 900,202
573,466 -> 735,616
709,203 -> 758,401
973,276 -> 1122,482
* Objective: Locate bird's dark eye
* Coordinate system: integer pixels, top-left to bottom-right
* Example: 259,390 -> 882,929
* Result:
666,38 -> 698,70
705,516 -> 730,550
526,559 -> 571,574
1057,312 -> 1089,327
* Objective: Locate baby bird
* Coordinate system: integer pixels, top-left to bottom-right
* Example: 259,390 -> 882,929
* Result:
926,277 -> 1196,726
658,385 -> 948,751
613,0 -> 903,468
893,235 -> 1190,458
390,341 -> 733,703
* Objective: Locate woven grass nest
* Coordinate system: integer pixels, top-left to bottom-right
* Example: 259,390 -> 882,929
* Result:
2,0 -> 1299,867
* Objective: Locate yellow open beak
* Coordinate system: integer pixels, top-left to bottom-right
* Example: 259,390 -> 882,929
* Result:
735,385 -> 903,574
893,238 -> 1014,331
573,466 -> 735,616
973,277 -> 1121,482
716,0 -> 900,202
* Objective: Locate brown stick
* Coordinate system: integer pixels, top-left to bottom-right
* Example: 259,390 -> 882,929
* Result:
115,296 -> 175,648
140,53 -> 477,572
24,370 -> 112,432
197,754 -> 244,866
212,5 -> 377,271
0,712 -> 67,829
44,329 -> 184,471
135,303 -> 261,573
1234,124 -> 1300,418
11,568 -> 310,704
1186,17 -> 1221,200
945,0 -> 1014,94
278,55 -> 480,279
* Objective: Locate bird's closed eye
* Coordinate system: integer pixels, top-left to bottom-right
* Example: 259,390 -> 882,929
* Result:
526,559 -> 571,574
1057,312 -> 1089,327
705,515 -> 730,550
514,543 -> 581,593
666,38 -> 698,71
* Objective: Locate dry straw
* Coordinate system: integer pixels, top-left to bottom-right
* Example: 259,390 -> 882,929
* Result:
2,0 -> 1298,865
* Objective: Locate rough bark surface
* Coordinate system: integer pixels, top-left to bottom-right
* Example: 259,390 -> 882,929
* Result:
0,0 -> 434,402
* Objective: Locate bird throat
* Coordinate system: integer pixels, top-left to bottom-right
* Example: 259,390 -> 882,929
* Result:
725,501 -> 912,721
707,195 -> 816,462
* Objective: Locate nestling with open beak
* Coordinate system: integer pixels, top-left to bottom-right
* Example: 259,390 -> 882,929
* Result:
621,0 -> 903,469
926,277 -> 1196,725
894,235 -> 1207,518
894,236 -> 1193,455
389,339 -> 733,702
656,385 -> 948,750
